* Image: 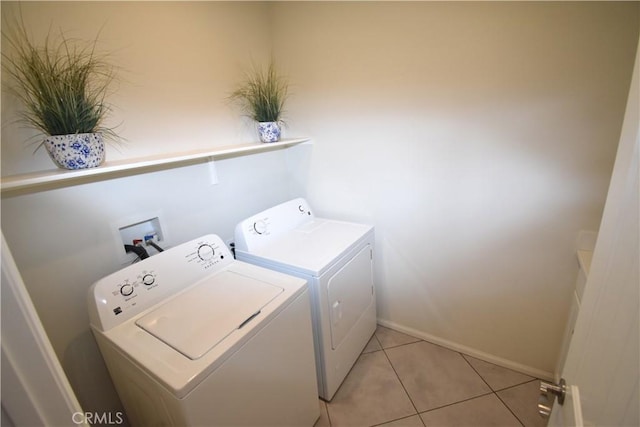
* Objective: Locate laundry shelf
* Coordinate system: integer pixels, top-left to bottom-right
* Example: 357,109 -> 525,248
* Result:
1,137 -> 310,195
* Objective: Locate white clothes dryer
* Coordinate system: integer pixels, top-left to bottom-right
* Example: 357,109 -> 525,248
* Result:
88,234 -> 319,426
234,198 -> 376,401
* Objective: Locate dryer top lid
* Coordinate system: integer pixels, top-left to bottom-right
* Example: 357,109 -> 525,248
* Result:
238,219 -> 373,276
234,198 -> 315,253
136,270 -> 283,360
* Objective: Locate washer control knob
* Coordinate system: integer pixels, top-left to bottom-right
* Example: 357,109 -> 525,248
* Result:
198,244 -> 215,261
298,204 -> 305,212
253,220 -> 267,235
120,284 -> 134,297
142,274 -> 155,286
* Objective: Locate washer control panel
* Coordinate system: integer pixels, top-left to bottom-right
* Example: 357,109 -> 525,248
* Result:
89,234 -> 233,331
234,198 -> 315,252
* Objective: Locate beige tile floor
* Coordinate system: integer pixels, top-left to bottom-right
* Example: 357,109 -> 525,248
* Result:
314,326 -> 549,427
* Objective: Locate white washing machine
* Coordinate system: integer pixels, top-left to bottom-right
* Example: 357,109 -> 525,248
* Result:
88,234 -> 319,426
234,198 -> 376,401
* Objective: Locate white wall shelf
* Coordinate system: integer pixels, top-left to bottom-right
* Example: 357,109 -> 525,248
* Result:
1,137 -> 310,196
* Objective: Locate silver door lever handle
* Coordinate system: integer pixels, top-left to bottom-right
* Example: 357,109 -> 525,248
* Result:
538,378 -> 566,418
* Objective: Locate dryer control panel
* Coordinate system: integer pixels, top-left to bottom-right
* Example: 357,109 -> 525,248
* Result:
88,234 -> 234,332
234,197 -> 315,252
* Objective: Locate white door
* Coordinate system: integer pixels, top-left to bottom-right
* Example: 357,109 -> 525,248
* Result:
1,233 -> 86,427
548,41 -> 639,426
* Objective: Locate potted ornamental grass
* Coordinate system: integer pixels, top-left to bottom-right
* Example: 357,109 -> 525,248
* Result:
2,23 -> 118,169
229,61 -> 289,143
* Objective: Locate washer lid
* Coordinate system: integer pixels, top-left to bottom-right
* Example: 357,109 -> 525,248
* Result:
135,270 -> 283,360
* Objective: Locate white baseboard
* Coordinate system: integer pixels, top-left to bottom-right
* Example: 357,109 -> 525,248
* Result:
376,318 -> 554,381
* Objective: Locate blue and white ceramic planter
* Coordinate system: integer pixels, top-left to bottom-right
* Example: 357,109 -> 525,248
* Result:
44,133 -> 106,170
257,121 -> 281,143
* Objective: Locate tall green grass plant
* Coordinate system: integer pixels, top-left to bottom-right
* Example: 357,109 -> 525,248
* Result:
229,61 -> 288,123
2,22 -> 118,148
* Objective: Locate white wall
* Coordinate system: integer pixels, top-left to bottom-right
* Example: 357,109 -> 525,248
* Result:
1,1 -> 274,174
1,1 -> 301,419
271,2 -> 639,376
1,1 -> 638,418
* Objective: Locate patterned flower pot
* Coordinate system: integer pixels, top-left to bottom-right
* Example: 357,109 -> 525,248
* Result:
257,121 -> 281,143
44,133 -> 106,170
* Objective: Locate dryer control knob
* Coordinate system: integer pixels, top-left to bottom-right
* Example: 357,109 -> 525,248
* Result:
197,244 -> 215,261
120,284 -> 134,297
253,220 -> 267,235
